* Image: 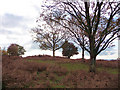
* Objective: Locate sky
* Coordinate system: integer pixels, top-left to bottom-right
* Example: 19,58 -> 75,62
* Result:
0,0 -> 119,60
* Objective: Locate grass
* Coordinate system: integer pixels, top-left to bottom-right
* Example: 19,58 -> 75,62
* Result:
56,75 -> 65,81
23,81 -> 35,88
97,67 -> 118,74
59,63 -> 89,71
49,78 -> 66,88
3,56 -> 119,88
28,59 -> 118,74
27,59 -> 55,64
52,85 -> 65,88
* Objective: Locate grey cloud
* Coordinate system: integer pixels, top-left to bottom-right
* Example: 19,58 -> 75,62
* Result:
99,47 -> 116,55
33,5 -> 41,13
30,41 -> 40,50
0,29 -> 25,36
23,41 -> 39,51
0,29 -> 13,34
2,13 -> 24,28
30,42 -> 40,50
77,45 -> 116,57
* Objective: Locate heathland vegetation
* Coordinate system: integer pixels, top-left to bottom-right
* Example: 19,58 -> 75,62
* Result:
1,0 -> 120,89
2,55 -> 119,88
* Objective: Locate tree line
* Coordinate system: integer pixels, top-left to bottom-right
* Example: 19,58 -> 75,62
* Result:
1,42 -> 78,59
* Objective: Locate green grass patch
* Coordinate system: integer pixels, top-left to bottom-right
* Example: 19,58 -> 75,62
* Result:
60,63 -> 89,71
56,75 -> 64,81
27,59 -> 55,64
52,85 -> 65,88
97,67 -> 118,74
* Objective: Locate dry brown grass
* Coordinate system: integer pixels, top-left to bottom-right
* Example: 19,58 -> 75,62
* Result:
62,70 -> 118,88
47,64 -> 68,76
2,56 -> 69,88
2,55 -> 118,88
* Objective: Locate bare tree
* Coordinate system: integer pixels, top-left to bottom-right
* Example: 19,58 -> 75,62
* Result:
41,0 -> 120,72
32,15 -> 67,57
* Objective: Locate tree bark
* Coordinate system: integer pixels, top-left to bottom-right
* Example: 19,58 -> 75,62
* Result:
89,55 -> 96,73
82,36 -> 85,62
68,56 -> 70,59
53,50 -> 55,57
89,35 -> 96,73
53,34 -> 55,58
82,47 -> 85,62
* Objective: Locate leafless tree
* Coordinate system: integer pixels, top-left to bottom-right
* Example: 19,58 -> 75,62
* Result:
32,14 -> 67,57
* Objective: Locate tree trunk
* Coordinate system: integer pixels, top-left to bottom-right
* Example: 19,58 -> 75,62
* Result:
53,50 -> 55,57
68,56 -> 70,59
89,55 -> 96,73
82,36 -> 85,62
53,33 -> 55,58
82,47 -> 85,62
89,35 -> 96,73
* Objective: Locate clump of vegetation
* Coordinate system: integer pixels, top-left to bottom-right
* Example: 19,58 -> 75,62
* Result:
7,44 -> 26,56
0,48 -> 8,56
62,41 -> 79,58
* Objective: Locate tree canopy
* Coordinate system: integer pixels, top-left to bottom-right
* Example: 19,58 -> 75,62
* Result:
7,44 -> 26,56
62,41 -> 79,58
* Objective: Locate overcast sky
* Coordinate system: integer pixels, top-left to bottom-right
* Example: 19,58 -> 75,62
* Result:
0,0 -> 118,59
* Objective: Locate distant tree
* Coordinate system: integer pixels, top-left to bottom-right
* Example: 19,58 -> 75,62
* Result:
17,45 -> 26,56
62,41 -> 79,58
7,44 -> 26,56
32,14 -> 67,57
2,48 -> 8,56
7,44 -> 18,56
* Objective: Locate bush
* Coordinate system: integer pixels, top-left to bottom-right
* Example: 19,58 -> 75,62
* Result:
7,44 -> 26,56
62,41 -> 79,58
2,50 -> 8,56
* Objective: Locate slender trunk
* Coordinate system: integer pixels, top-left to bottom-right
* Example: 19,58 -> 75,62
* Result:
82,47 -> 85,62
53,49 -> 55,57
53,33 -> 55,58
68,56 -> 70,59
82,36 -> 85,62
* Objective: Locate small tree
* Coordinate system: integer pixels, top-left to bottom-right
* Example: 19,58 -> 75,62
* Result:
62,41 -> 79,58
7,44 -> 26,56
2,48 -> 8,56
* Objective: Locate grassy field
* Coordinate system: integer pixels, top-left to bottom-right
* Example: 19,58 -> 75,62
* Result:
27,59 -> 118,74
2,56 -> 119,88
